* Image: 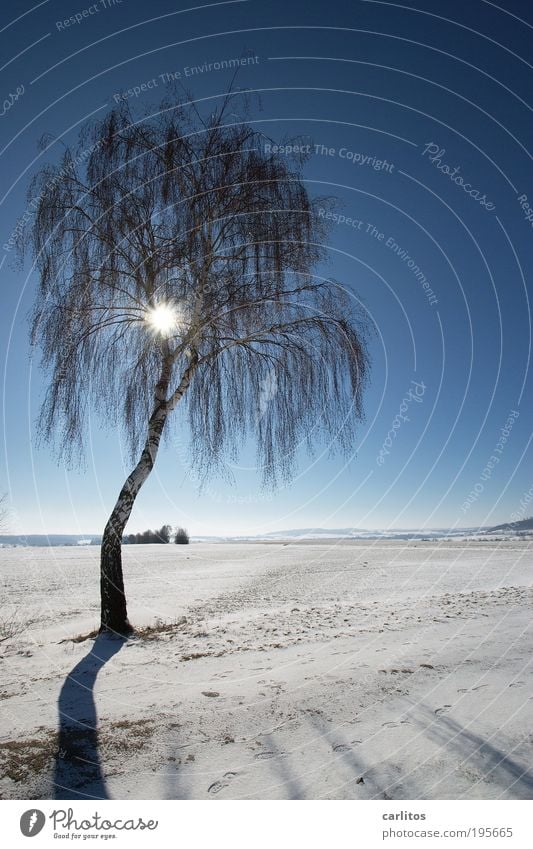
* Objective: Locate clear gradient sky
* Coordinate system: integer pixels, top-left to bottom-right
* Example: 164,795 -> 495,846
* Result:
1,0 -> 532,536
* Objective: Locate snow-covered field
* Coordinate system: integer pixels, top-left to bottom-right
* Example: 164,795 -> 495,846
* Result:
0,540 -> 531,800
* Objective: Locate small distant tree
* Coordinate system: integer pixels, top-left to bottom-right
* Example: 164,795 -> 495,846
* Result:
174,527 -> 189,545
24,92 -> 369,634
155,524 -> 171,543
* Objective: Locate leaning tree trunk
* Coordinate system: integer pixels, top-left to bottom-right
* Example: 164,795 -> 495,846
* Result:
99,353 -> 198,634
99,402 -> 168,634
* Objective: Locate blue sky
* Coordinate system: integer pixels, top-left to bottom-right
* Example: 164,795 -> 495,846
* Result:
1,0 -> 532,535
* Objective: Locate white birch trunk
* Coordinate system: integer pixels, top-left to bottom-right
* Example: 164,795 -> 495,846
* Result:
99,355 -> 197,633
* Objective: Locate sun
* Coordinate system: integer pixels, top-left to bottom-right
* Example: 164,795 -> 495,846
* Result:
146,303 -> 178,335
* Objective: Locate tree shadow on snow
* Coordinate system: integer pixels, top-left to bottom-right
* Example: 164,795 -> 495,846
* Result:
410,702 -> 533,799
303,712 -> 373,797
54,633 -> 125,799
262,732 -> 306,799
161,739 -> 192,800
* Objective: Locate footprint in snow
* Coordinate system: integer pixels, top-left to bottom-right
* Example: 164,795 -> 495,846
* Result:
207,772 -> 237,795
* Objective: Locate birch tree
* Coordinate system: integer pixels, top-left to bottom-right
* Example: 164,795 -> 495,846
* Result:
23,95 -> 369,635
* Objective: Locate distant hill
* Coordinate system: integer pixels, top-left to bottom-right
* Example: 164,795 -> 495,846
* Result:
196,527 -> 485,541
256,527 -> 485,540
485,516 -> 533,534
0,534 -> 101,547
1,520 -> 530,548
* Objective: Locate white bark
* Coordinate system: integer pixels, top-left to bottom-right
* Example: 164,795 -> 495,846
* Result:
99,354 -> 198,633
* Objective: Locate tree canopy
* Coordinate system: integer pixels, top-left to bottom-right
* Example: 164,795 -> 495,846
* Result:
25,94 -> 369,487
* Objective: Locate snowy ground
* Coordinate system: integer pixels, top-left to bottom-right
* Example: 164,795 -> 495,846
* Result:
0,540 -> 531,800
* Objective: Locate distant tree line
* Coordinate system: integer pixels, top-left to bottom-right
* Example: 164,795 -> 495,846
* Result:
123,525 -> 189,544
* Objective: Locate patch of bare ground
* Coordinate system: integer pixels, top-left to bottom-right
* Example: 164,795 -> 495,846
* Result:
101,717 -> 157,752
0,717 -> 159,797
62,616 -> 190,644
0,726 -> 58,784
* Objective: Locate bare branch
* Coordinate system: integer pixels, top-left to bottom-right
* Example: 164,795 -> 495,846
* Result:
24,93 -> 369,484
